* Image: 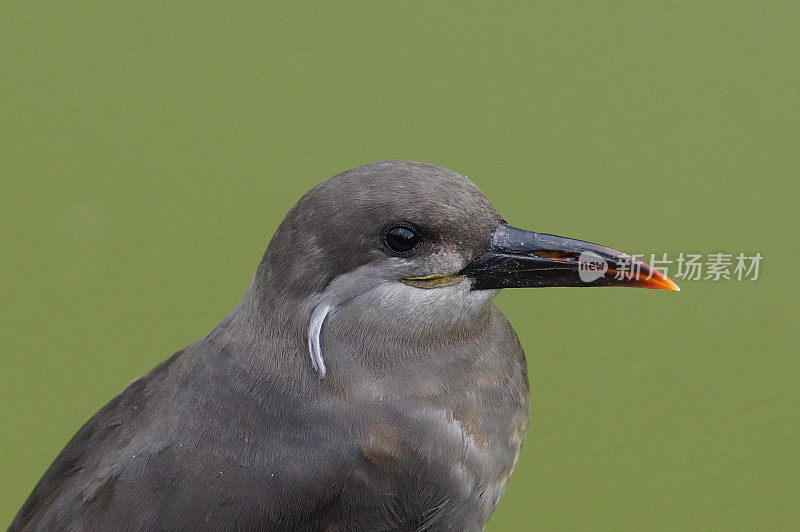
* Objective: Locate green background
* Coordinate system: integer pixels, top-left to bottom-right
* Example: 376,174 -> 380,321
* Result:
2,3 -> 798,529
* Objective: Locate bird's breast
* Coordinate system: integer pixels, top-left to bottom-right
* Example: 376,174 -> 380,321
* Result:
317,301 -> 529,526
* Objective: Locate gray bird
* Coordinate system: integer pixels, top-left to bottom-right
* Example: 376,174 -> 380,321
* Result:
11,161 -> 678,531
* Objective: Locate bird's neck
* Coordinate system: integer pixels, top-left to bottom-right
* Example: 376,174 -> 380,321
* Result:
219,278 -> 499,393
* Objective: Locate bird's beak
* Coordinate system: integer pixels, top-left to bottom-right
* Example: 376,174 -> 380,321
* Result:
459,224 -> 680,291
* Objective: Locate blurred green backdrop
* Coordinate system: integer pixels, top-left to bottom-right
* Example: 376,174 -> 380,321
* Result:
2,3 -> 798,529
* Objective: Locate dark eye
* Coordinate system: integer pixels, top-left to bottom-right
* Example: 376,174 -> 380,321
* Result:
384,226 -> 420,253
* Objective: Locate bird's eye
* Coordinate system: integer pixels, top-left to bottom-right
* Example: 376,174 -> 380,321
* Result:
384,226 -> 420,253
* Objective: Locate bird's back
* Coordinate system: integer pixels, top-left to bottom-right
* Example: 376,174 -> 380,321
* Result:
10,339 -> 357,530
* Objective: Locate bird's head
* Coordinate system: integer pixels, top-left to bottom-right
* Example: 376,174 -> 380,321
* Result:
249,160 -> 678,377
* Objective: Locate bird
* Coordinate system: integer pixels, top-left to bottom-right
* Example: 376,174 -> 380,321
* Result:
10,160 -> 678,531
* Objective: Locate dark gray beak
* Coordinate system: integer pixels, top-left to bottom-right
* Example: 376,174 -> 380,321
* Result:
459,225 -> 680,291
